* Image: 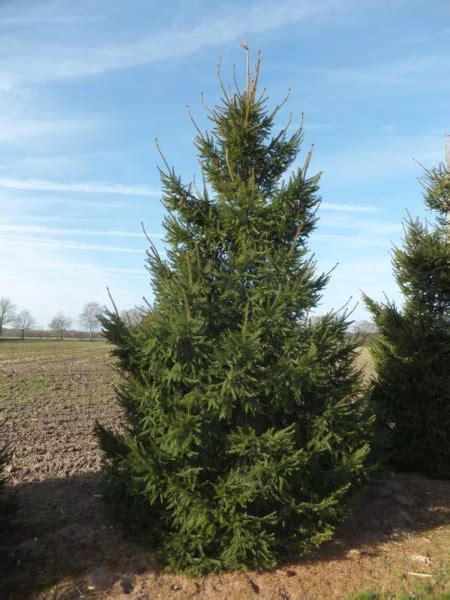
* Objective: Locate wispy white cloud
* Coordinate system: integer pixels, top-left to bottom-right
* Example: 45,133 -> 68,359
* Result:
0,0 -> 352,86
2,149 -> 129,177
315,132 -> 444,185
320,214 -> 402,235
0,14 -> 91,26
0,178 -> 160,196
321,202 -> 378,213
315,254 -> 400,318
326,258 -> 392,282
38,261 -> 147,279
314,232 -> 394,248
0,223 -> 161,238
0,78 -> 14,93
2,234 -> 145,253
0,180 -> 382,214
0,242 -> 148,327
307,54 -> 450,93
0,86 -> 104,167
0,178 -> 380,209
0,116 -> 101,144
313,209 -> 404,254
0,156 -> 85,177
0,0 -> 95,27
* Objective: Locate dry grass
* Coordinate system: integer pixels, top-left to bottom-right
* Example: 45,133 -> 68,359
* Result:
356,346 -> 376,380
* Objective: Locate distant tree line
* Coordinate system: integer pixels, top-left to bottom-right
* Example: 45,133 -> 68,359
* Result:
0,297 -> 375,342
0,299 -> 146,340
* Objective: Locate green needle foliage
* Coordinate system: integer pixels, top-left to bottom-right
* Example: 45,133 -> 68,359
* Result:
96,52 -> 372,575
364,163 -> 450,478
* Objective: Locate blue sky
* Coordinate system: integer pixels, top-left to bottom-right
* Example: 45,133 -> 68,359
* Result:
1,0 -> 449,328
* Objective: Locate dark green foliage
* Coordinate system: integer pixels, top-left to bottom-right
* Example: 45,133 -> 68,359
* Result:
96,54 -> 372,574
365,164 -> 450,478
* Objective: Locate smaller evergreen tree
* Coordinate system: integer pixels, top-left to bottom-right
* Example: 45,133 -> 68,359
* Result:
364,163 -> 450,478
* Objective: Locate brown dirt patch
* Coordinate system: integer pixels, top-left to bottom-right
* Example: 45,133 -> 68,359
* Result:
1,340 -> 449,599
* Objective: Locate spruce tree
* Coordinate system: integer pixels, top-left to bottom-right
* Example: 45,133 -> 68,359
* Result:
364,163 -> 450,478
96,52 -> 372,574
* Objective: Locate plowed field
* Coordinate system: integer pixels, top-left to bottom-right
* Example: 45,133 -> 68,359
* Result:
1,341 -> 449,599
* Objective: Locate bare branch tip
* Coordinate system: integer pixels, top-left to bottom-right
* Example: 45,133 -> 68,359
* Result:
142,296 -> 152,310
106,286 -> 119,316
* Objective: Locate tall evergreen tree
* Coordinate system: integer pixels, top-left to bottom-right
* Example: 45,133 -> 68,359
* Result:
96,52 -> 372,574
364,162 -> 450,478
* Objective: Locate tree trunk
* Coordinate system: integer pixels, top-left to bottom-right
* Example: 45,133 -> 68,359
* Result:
21,329 -> 25,340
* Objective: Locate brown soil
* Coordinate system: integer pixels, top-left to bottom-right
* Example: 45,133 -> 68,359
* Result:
1,341 -> 449,600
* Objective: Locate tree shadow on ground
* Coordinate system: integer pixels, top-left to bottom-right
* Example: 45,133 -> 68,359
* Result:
1,470 -> 449,599
0,472 -> 157,599
303,471 -> 450,565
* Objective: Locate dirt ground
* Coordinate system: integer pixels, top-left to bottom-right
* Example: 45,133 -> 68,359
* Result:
0,340 -> 449,600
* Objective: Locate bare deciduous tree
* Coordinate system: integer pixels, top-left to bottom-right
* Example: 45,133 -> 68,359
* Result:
79,302 -> 103,340
120,305 -> 146,327
14,310 -> 36,340
49,311 -> 72,340
353,320 -> 377,334
0,297 -> 16,336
